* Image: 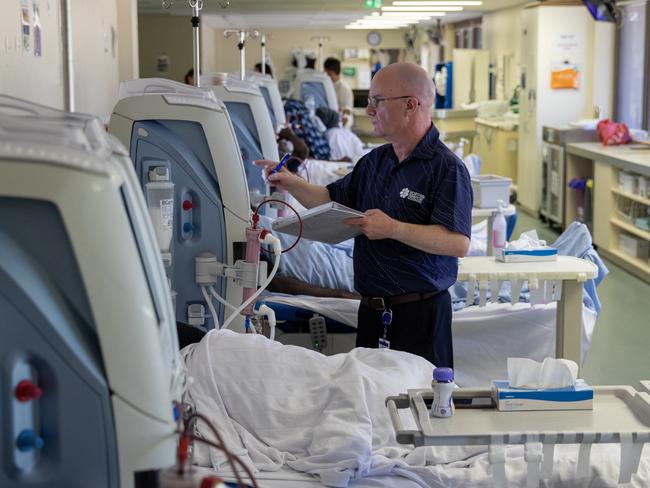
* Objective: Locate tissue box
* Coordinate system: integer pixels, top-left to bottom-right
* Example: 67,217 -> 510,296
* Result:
495,247 -> 558,263
492,380 -> 593,411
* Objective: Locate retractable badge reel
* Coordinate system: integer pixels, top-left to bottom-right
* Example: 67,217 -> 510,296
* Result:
379,308 -> 392,349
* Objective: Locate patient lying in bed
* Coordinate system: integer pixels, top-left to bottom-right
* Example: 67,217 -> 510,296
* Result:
183,329 -> 650,487
266,219 -> 606,315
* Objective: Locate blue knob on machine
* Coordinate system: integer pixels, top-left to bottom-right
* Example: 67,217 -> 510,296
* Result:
16,429 -> 45,452
183,222 -> 194,233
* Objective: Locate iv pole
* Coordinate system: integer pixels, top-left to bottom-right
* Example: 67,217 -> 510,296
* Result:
225,29 -> 260,80
162,0 -> 232,87
190,0 -> 202,87
310,36 -> 330,72
260,33 -> 267,75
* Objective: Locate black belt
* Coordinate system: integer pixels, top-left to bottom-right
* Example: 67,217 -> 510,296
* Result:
360,291 -> 440,311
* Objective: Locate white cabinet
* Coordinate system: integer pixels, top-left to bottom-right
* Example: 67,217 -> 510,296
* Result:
516,5 -> 613,215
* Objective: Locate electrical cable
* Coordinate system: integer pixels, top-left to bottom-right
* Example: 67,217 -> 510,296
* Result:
182,411 -> 258,488
187,434 -> 258,488
201,286 -> 220,329
254,198 -> 303,253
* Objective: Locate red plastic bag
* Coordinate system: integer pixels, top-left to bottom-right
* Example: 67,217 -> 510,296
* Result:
596,119 -> 631,146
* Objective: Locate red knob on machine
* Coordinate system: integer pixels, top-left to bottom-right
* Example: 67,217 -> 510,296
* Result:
15,380 -> 42,402
182,200 -> 194,211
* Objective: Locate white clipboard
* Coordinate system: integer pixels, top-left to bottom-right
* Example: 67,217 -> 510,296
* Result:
271,201 -> 364,244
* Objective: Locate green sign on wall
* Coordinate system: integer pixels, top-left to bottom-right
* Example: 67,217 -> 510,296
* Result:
342,67 -> 357,77
364,0 -> 382,8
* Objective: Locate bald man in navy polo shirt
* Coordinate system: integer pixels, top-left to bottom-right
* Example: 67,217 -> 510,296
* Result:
256,63 -> 473,367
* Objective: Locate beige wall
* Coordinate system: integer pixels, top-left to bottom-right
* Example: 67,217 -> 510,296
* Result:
587,22 -> 615,119
71,0 -> 120,122
117,0 -> 140,81
482,4 -> 524,100
0,0 -> 64,109
201,22 -> 219,75
1,0 -> 126,122
138,14 -> 193,83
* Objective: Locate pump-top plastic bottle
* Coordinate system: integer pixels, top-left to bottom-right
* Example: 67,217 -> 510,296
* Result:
492,199 -> 507,251
431,367 -> 455,418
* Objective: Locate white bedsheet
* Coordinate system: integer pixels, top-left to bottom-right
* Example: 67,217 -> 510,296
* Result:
196,443 -> 650,487
260,295 -> 597,387
183,331 -> 650,487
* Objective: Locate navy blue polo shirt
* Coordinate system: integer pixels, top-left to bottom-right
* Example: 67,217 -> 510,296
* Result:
326,124 -> 473,297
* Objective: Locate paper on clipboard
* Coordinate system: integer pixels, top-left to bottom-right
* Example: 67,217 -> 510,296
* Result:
271,201 -> 364,244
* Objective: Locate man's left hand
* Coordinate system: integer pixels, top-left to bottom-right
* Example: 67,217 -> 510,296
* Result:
345,209 -> 400,240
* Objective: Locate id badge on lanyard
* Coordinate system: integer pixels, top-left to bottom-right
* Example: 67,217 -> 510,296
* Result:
379,308 -> 392,349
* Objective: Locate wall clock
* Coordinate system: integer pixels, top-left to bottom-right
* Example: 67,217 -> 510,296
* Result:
367,31 -> 382,46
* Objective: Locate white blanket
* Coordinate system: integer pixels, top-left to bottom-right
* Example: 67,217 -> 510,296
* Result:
183,330 -> 650,487
184,330 -> 485,487
260,296 -> 597,387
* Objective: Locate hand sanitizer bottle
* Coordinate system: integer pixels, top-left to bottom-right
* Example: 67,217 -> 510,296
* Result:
492,200 -> 507,252
431,367 -> 455,418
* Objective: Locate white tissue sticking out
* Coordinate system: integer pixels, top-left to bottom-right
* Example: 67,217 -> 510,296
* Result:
507,357 -> 579,389
506,230 -> 548,250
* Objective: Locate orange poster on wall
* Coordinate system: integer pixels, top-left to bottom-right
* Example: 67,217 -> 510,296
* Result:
551,65 -> 579,89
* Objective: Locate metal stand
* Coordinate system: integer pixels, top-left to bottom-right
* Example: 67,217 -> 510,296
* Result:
190,0 -> 202,87
311,36 -> 330,72
260,33 -> 267,75
225,29 -> 260,80
161,0 -> 234,88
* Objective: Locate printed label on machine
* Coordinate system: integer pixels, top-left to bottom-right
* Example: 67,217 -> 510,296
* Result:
160,199 -> 174,230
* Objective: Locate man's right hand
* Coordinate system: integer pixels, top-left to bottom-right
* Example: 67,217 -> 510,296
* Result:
254,159 -> 302,192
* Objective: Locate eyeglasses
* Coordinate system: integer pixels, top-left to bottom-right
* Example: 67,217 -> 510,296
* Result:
367,95 -> 416,108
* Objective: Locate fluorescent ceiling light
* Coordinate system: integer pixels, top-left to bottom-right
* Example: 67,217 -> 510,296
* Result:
345,25 -> 403,29
383,5 -> 463,11
364,13 -> 441,19
353,20 -> 410,25
392,1 -> 482,5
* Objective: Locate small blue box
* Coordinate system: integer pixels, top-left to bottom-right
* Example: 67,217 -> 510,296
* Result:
492,380 -> 593,411
496,247 -> 558,263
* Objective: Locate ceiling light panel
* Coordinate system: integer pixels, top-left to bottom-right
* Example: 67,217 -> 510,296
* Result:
383,5 -> 464,11
392,1 -> 482,5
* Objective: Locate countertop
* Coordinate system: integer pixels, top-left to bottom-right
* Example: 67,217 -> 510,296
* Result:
566,142 -> 650,175
474,116 -> 519,130
431,108 -> 477,119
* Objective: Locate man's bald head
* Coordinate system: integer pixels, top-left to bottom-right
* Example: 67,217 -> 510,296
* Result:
373,63 -> 435,109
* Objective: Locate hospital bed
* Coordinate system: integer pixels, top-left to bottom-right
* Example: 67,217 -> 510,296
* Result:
182,330 -> 650,488
264,294 -> 598,387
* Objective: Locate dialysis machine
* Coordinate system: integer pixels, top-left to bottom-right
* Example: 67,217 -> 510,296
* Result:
201,73 -> 279,198
0,96 -> 180,488
245,71 -> 286,132
291,69 -> 339,111
109,79 -> 253,331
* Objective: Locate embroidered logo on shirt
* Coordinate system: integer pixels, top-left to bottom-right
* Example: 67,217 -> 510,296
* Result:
399,187 -> 425,204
